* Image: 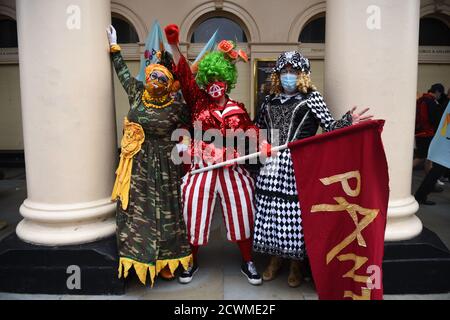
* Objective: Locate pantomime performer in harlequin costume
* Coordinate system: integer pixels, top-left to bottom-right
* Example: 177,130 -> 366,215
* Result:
107,25 -> 192,286
164,24 -> 272,285
253,51 -> 372,287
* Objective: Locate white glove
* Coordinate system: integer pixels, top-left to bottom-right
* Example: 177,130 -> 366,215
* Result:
107,25 -> 117,46
176,143 -> 188,154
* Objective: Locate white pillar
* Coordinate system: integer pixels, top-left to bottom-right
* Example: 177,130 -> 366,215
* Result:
15,0 -> 117,246
324,0 -> 422,241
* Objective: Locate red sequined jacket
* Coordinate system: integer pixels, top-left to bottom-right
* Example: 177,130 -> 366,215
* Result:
174,56 -> 260,164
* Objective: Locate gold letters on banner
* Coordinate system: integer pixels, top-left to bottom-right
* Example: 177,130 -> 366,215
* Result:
311,170 -> 380,300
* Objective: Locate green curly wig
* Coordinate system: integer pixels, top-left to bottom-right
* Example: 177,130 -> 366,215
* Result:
196,51 -> 237,93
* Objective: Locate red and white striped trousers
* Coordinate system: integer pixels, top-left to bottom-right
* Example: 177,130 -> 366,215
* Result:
180,164 -> 255,246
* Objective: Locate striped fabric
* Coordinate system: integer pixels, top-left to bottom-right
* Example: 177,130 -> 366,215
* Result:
181,164 -> 255,246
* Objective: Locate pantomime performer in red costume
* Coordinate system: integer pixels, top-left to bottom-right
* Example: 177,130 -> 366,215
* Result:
165,24 -> 271,285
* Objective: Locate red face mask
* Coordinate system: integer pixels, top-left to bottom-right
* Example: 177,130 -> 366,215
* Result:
206,81 -> 227,101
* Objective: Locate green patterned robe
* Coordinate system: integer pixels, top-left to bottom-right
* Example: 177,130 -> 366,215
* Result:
111,51 -> 191,285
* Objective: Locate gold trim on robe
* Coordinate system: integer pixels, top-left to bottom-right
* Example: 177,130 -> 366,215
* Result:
118,254 -> 193,287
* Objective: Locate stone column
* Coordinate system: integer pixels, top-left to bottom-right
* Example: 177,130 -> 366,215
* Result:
324,0 -> 422,241
15,0 -> 117,246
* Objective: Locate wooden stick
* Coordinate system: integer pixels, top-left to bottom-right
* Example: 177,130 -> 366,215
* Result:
190,144 -> 289,175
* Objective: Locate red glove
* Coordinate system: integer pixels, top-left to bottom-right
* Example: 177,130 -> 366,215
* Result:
260,140 -> 272,157
164,24 -> 180,45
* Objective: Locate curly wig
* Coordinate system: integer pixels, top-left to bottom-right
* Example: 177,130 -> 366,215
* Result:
269,72 -> 316,95
196,51 -> 237,93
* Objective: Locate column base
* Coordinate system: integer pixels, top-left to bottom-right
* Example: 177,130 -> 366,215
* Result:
16,217 -> 117,247
0,232 -> 125,295
17,198 -> 117,246
385,215 -> 423,241
383,227 -> 450,294
385,196 -> 422,241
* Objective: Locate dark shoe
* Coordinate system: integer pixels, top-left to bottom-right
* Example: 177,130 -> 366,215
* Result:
241,261 -> 262,286
414,194 -> 436,205
432,185 -> 444,193
178,264 -> 198,284
416,198 -> 436,205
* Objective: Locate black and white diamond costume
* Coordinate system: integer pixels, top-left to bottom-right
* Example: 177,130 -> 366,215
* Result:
253,52 -> 352,260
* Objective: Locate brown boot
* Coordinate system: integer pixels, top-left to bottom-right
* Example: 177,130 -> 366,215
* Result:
262,256 -> 283,281
288,260 -> 302,288
159,266 -> 175,281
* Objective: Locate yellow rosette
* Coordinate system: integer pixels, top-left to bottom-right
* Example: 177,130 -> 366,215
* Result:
111,118 -> 145,210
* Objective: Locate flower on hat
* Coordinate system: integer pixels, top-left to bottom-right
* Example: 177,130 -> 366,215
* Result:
218,40 -> 248,63
218,40 -> 234,53
238,50 -> 248,62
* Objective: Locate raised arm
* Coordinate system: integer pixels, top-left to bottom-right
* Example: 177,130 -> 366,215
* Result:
164,24 -> 203,109
164,24 -> 182,66
107,25 -> 142,98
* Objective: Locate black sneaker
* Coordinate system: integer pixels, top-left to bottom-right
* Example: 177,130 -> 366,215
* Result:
418,199 -> 436,205
178,264 -> 198,284
241,261 -> 262,286
415,195 -> 436,205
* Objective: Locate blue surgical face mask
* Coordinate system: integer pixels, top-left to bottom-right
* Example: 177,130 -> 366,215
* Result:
280,73 -> 298,94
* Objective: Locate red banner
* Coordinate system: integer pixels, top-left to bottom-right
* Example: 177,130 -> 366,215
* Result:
288,120 -> 389,300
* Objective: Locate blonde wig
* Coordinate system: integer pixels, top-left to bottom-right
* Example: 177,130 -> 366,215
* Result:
269,72 -> 316,96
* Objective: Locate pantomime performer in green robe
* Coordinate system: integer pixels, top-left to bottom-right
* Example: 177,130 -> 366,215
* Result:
107,25 -> 192,286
